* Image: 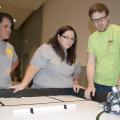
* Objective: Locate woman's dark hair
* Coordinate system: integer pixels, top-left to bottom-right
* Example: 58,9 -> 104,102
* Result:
0,12 -> 14,29
89,3 -> 109,18
48,25 -> 77,65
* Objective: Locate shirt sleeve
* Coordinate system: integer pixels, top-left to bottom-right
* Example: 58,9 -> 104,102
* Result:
88,36 -> 95,54
7,43 -> 18,63
30,44 -> 50,69
12,47 -> 18,63
73,56 -> 81,76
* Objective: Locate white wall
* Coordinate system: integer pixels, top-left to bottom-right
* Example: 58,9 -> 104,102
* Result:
42,0 -> 120,66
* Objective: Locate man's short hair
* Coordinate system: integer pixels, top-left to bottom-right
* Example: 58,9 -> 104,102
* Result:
89,3 -> 109,18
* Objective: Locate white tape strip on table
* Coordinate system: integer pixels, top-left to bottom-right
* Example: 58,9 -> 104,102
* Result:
49,95 -> 85,102
0,96 -> 60,106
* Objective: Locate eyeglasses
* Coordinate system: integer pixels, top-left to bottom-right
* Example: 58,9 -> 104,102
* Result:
92,15 -> 107,23
61,35 -> 75,41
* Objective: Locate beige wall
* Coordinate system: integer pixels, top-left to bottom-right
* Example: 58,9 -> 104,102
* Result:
11,6 -> 43,79
42,0 -> 120,66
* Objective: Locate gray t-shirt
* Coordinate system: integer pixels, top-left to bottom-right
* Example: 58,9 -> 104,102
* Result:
0,41 -> 18,88
30,43 -> 81,89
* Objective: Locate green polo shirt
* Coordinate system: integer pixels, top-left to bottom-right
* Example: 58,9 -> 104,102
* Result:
88,24 -> 120,86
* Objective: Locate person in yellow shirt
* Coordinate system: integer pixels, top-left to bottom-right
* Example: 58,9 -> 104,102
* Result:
85,3 -> 120,99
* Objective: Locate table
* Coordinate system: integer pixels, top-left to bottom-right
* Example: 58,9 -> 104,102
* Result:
0,89 -> 119,120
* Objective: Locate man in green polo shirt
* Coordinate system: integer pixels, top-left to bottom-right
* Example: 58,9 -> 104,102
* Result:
85,3 -> 120,99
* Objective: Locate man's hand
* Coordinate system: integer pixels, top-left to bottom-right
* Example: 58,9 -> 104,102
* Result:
85,85 -> 96,100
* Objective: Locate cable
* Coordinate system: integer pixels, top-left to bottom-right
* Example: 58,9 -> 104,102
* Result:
96,111 -> 105,120
0,101 -> 5,106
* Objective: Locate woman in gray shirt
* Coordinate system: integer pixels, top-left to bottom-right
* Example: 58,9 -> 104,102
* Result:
11,25 -> 84,92
0,12 -> 19,88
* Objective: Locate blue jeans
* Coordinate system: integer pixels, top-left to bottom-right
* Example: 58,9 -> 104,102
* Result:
94,83 -> 112,93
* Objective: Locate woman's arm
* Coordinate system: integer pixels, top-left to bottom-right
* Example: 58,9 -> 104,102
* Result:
10,58 -> 19,74
73,74 -> 85,93
10,64 -> 39,93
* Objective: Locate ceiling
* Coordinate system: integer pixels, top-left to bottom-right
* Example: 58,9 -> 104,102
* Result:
0,0 -> 46,29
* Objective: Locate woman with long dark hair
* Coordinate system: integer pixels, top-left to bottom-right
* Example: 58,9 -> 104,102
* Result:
11,25 -> 84,92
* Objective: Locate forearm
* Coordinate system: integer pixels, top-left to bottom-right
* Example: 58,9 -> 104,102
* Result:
86,53 -> 96,88
117,79 -> 120,86
21,64 -> 39,88
73,74 -> 81,85
87,64 -> 95,87
73,74 -> 85,93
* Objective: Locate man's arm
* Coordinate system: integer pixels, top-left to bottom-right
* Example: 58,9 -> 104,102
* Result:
117,79 -> 120,86
85,53 -> 96,99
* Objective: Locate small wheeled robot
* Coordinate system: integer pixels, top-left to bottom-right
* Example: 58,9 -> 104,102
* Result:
103,86 -> 120,114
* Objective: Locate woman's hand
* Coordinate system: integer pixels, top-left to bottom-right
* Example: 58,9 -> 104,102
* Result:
73,83 -> 85,93
9,83 -> 26,93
